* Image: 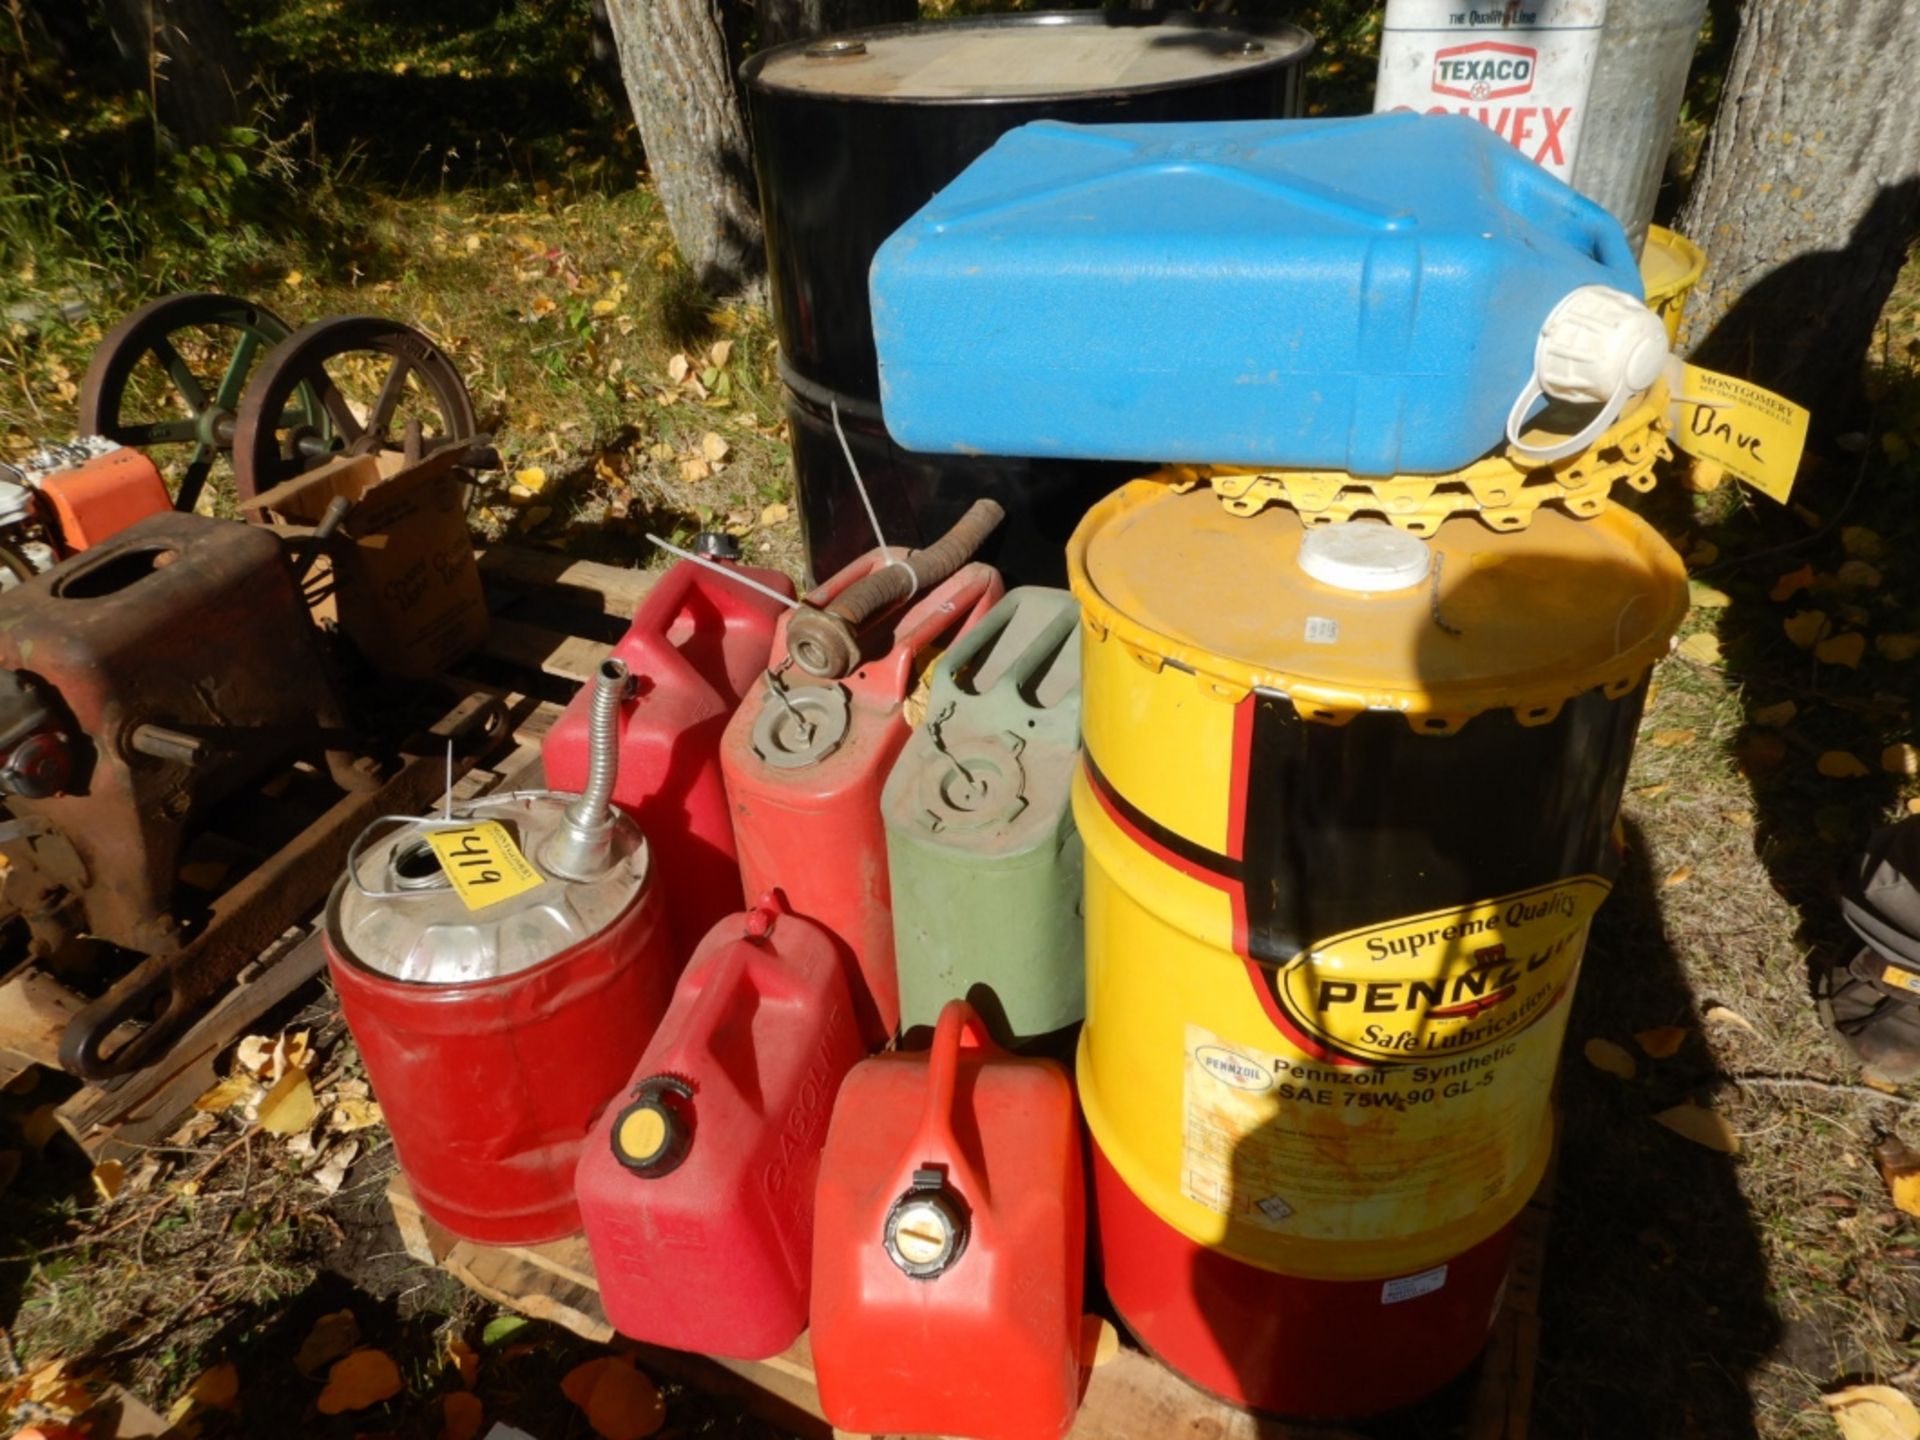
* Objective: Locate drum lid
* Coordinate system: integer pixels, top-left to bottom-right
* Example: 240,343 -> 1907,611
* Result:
746,15 -> 1312,103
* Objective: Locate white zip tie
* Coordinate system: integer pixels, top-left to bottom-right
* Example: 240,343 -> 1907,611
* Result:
645,533 -> 800,609
831,398 -> 918,598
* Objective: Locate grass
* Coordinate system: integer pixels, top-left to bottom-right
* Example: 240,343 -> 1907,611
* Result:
2,1 -> 1920,1436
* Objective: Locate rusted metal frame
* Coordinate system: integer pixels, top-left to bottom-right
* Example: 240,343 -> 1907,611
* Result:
58,690 -> 504,1081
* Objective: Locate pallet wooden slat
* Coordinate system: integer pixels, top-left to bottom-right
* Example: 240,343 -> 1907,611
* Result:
388,1175 -> 1550,1440
476,548 -> 658,620
482,619 -> 613,685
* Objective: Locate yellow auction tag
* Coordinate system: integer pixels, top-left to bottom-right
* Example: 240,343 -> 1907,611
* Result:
1881,963 -> 1920,998
424,821 -> 544,911
1670,364 -> 1810,505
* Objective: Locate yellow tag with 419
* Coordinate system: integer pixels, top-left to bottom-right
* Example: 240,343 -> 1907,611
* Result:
424,821 -> 543,911
1670,364 -> 1811,505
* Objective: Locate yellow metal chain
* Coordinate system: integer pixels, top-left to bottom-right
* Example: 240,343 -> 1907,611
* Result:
1173,379 -> 1674,533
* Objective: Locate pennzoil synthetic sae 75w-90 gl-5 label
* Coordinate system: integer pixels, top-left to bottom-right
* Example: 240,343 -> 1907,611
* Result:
1182,877 -> 1608,1236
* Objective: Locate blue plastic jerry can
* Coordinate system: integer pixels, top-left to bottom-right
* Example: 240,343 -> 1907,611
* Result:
870,112 -> 1645,477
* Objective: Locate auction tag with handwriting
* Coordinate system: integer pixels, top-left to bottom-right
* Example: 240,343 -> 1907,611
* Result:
424,821 -> 543,911
1670,364 -> 1810,505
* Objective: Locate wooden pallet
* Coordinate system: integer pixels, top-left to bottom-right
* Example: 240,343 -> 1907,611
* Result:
0,545 -> 663,1161
388,1173 -> 1553,1440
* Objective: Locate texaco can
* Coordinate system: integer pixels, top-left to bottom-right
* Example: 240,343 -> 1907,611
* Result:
1374,0 -> 1608,181
1070,479 -> 1685,1416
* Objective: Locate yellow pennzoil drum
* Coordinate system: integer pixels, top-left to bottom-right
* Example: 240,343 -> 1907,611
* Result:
1069,483 -> 1687,1418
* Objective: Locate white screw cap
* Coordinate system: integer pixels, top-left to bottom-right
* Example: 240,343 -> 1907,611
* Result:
1297,521 -> 1432,593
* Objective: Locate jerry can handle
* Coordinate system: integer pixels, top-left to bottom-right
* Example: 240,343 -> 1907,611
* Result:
860,563 -> 1004,706
1500,159 -> 1638,279
933,591 -> 1079,714
909,998 -> 999,1201
621,557 -> 756,691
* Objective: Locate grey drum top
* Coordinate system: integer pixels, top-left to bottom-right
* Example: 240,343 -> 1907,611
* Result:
749,19 -> 1312,102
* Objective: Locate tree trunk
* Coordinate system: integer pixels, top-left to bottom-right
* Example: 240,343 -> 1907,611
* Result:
755,0 -> 916,50
1674,0 -> 1920,429
602,0 -> 764,297
98,0 -> 248,152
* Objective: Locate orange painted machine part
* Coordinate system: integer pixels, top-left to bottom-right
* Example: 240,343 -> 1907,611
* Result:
721,553 -> 1002,1044
37,447 -> 172,554
811,1000 -> 1086,1440
1091,1137 -> 1515,1419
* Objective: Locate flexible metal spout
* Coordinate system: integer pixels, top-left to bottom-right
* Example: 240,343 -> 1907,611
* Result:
545,658 -> 630,880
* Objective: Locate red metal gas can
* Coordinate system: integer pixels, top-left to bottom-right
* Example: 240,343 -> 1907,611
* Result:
721,555 -> 1001,1044
544,557 -> 795,952
575,893 -> 865,1358
811,999 -> 1085,1440
328,663 -> 680,1245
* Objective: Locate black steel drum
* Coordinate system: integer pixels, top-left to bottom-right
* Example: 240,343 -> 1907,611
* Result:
743,11 -> 1313,584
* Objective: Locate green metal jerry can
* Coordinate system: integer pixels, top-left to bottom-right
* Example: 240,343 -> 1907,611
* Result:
882,586 -> 1084,1048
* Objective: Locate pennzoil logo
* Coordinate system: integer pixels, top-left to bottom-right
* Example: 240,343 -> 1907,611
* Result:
1431,41 -> 1537,101
1265,878 -> 1609,1065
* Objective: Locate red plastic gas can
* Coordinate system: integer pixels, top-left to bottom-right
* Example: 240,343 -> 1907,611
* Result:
575,893 -> 865,1358
544,557 -> 796,951
811,1000 -> 1085,1440
721,554 -> 1002,1044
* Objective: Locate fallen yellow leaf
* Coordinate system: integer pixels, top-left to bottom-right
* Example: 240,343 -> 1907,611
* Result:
1838,559 -> 1884,590
1582,1038 -> 1636,1080
1662,865 -> 1693,889
514,467 -> 549,494
1768,564 -> 1815,602
1750,700 -> 1797,727
317,1349 -> 404,1415
1818,751 -> 1873,779
447,1335 -> 479,1388
1783,610 -> 1831,649
1635,1025 -> 1689,1058
1652,1102 -> 1740,1154
1875,1137 -> 1920,1221
1650,728 -> 1696,748
1841,525 -> 1887,559
1884,745 -> 1920,776
235,1034 -> 276,1078
194,1072 -> 254,1115
591,297 -> 618,316
1685,539 -> 1720,567
90,1160 -> 124,1203
1080,1314 -> 1120,1369
1677,633 -> 1722,665
442,1390 -> 486,1440
1703,1004 -> 1757,1035
708,339 -> 734,367
329,1096 -> 384,1133
283,269 -> 304,289
700,431 -> 730,465
21,1103 -> 61,1150
1877,633 -> 1920,663
168,1361 -> 240,1422
759,502 -> 790,527
1822,1383 -> 1920,1440
1816,632 -> 1867,668
1632,783 -> 1670,799
586,1357 -> 664,1440
258,1066 -> 317,1136
1689,582 -> 1732,608
295,1309 -> 361,1376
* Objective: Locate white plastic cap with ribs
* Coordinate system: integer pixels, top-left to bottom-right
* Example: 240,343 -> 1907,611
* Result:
1506,285 -> 1671,464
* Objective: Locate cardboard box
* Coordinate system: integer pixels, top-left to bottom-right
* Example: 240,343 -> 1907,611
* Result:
246,449 -> 488,678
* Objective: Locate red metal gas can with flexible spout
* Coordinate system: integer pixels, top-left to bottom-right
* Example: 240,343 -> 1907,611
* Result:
329,662 -> 680,1245
810,999 -> 1085,1440
574,893 -> 865,1358
721,555 -> 1001,1044
544,557 -> 795,952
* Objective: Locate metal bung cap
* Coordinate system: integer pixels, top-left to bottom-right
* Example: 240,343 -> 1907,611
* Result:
883,1168 -> 968,1280
1297,521 -> 1432,593
751,681 -> 851,768
612,1075 -> 696,1178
